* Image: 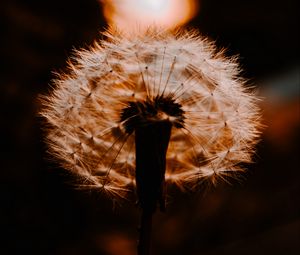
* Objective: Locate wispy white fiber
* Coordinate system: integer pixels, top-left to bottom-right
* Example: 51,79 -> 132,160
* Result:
40,28 -> 261,198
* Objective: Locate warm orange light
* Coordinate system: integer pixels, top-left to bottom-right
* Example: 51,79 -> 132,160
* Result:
102,0 -> 198,32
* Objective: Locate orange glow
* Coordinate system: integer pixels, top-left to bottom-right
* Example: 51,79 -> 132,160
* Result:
102,0 -> 198,31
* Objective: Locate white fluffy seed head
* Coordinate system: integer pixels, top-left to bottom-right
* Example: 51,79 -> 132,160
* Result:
40,27 -> 261,199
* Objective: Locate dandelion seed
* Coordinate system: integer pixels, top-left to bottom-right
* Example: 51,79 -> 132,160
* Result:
40,27 -> 261,255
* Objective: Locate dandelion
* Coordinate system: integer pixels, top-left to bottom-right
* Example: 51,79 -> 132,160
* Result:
40,28 -> 261,255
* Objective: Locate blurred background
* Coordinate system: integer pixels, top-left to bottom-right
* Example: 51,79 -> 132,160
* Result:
0,0 -> 299,254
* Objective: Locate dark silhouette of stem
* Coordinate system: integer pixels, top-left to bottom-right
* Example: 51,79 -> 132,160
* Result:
137,209 -> 153,255
135,120 -> 172,255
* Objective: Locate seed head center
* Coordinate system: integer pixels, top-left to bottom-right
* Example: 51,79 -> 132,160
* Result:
120,96 -> 185,134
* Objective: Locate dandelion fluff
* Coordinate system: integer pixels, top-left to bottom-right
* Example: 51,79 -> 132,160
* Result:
41,28 -> 261,207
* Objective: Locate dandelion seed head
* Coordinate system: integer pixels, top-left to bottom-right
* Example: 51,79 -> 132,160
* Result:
41,28 -> 261,199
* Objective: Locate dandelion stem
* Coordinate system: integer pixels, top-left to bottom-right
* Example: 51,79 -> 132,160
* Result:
135,120 -> 172,255
135,121 -> 172,212
138,209 -> 153,255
